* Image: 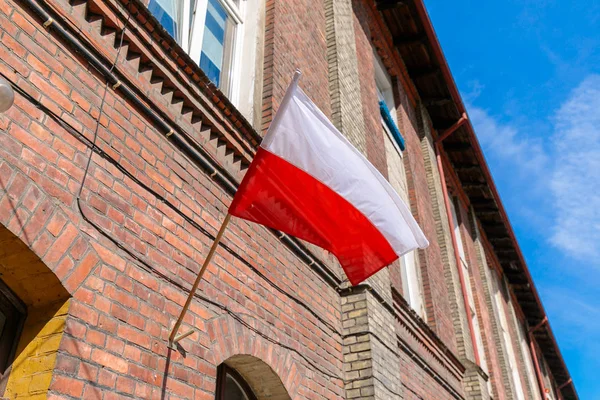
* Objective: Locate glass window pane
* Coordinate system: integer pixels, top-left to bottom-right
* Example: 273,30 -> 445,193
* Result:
224,373 -> 250,400
0,311 -> 6,339
200,0 -> 228,86
189,0 -> 196,28
148,0 -> 181,42
450,199 -> 466,261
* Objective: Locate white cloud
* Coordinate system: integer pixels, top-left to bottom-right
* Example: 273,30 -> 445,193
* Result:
549,74 -> 600,260
465,75 -> 600,265
468,105 -> 549,176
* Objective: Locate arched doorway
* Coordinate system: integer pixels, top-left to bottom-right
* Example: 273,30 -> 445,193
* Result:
216,364 -> 257,400
216,355 -> 291,400
0,224 -> 70,398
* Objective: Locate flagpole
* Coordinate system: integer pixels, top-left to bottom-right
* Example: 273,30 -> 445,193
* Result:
168,71 -> 301,348
168,213 -> 232,348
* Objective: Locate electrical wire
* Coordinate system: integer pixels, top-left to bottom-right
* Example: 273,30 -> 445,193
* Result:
76,13 -> 130,202
3,70 -> 347,382
0,17 -> 347,392
2,74 -> 455,395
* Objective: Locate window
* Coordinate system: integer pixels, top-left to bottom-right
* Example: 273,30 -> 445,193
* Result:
492,274 -> 526,400
449,199 -> 489,374
516,319 -> 543,400
148,0 -> 258,110
374,52 -> 425,318
0,279 -> 25,379
215,364 -> 257,400
148,0 -> 181,41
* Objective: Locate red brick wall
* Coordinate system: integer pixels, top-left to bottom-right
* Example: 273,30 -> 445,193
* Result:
262,0 -> 331,132
347,1 -> 465,398
351,0 -> 457,354
0,0 -> 560,398
398,89 -> 458,353
398,352 -> 457,400
351,0 -> 389,177
0,0 -> 346,397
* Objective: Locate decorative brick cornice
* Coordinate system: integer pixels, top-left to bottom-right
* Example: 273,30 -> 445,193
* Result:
339,284 -> 466,397
391,287 -> 465,377
43,0 -> 263,174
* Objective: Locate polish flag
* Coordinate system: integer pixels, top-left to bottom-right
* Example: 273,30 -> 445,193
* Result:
229,73 -> 429,285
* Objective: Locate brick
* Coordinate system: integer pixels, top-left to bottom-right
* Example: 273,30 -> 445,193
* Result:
21,184 -> 42,211
60,337 -> 91,360
116,375 -> 136,395
70,301 -> 99,326
65,250 -> 99,291
45,224 -> 78,263
47,212 -> 67,236
82,384 -> 103,400
50,375 -> 85,398
97,368 -> 117,388
29,73 -> 72,113
90,349 -> 128,374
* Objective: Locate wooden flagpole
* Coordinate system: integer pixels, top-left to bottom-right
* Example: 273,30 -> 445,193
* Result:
168,72 -> 301,348
168,213 -> 232,347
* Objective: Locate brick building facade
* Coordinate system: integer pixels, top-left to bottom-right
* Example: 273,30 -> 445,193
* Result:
0,0 -> 578,398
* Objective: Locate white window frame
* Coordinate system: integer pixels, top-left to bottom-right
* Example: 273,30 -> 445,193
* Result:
374,51 -> 425,319
151,0 -> 247,102
517,319 -> 543,400
189,0 -> 245,100
492,274 -> 526,400
449,199 -> 489,374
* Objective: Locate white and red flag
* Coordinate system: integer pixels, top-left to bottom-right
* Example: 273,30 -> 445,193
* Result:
229,73 -> 428,285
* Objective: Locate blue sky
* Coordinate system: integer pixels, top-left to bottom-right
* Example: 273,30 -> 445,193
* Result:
426,1 -> 600,398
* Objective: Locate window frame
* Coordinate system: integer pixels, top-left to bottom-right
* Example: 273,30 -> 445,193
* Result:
374,51 -> 425,319
449,198 -> 489,373
492,273 -> 527,400
150,0 -> 245,98
0,278 -> 26,388
215,363 -> 258,400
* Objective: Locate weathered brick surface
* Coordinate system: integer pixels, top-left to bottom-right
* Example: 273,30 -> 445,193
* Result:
416,103 -> 463,353
0,0 -> 345,397
325,0 -> 366,152
351,0 -> 388,178
0,0 -> 566,398
472,220 -> 513,400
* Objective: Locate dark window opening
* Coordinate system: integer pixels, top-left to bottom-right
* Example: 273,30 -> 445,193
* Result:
0,278 -> 26,379
215,364 -> 257,400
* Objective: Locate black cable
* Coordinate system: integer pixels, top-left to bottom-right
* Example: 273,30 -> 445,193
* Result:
2,3 -> 344,382
49,5 -> 340,337
76,14 -> 130,201
1,55 -> 344,385
3,65 -> 341,340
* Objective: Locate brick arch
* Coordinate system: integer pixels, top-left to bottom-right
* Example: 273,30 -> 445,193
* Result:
0,167 -> 101,295
0,223 -> 68,307
208,315 -> 305,399
223,354 -> 291,400
0,222 -> 71,398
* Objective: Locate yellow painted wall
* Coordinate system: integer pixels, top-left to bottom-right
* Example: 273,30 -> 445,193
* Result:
4,299 -> 70,399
